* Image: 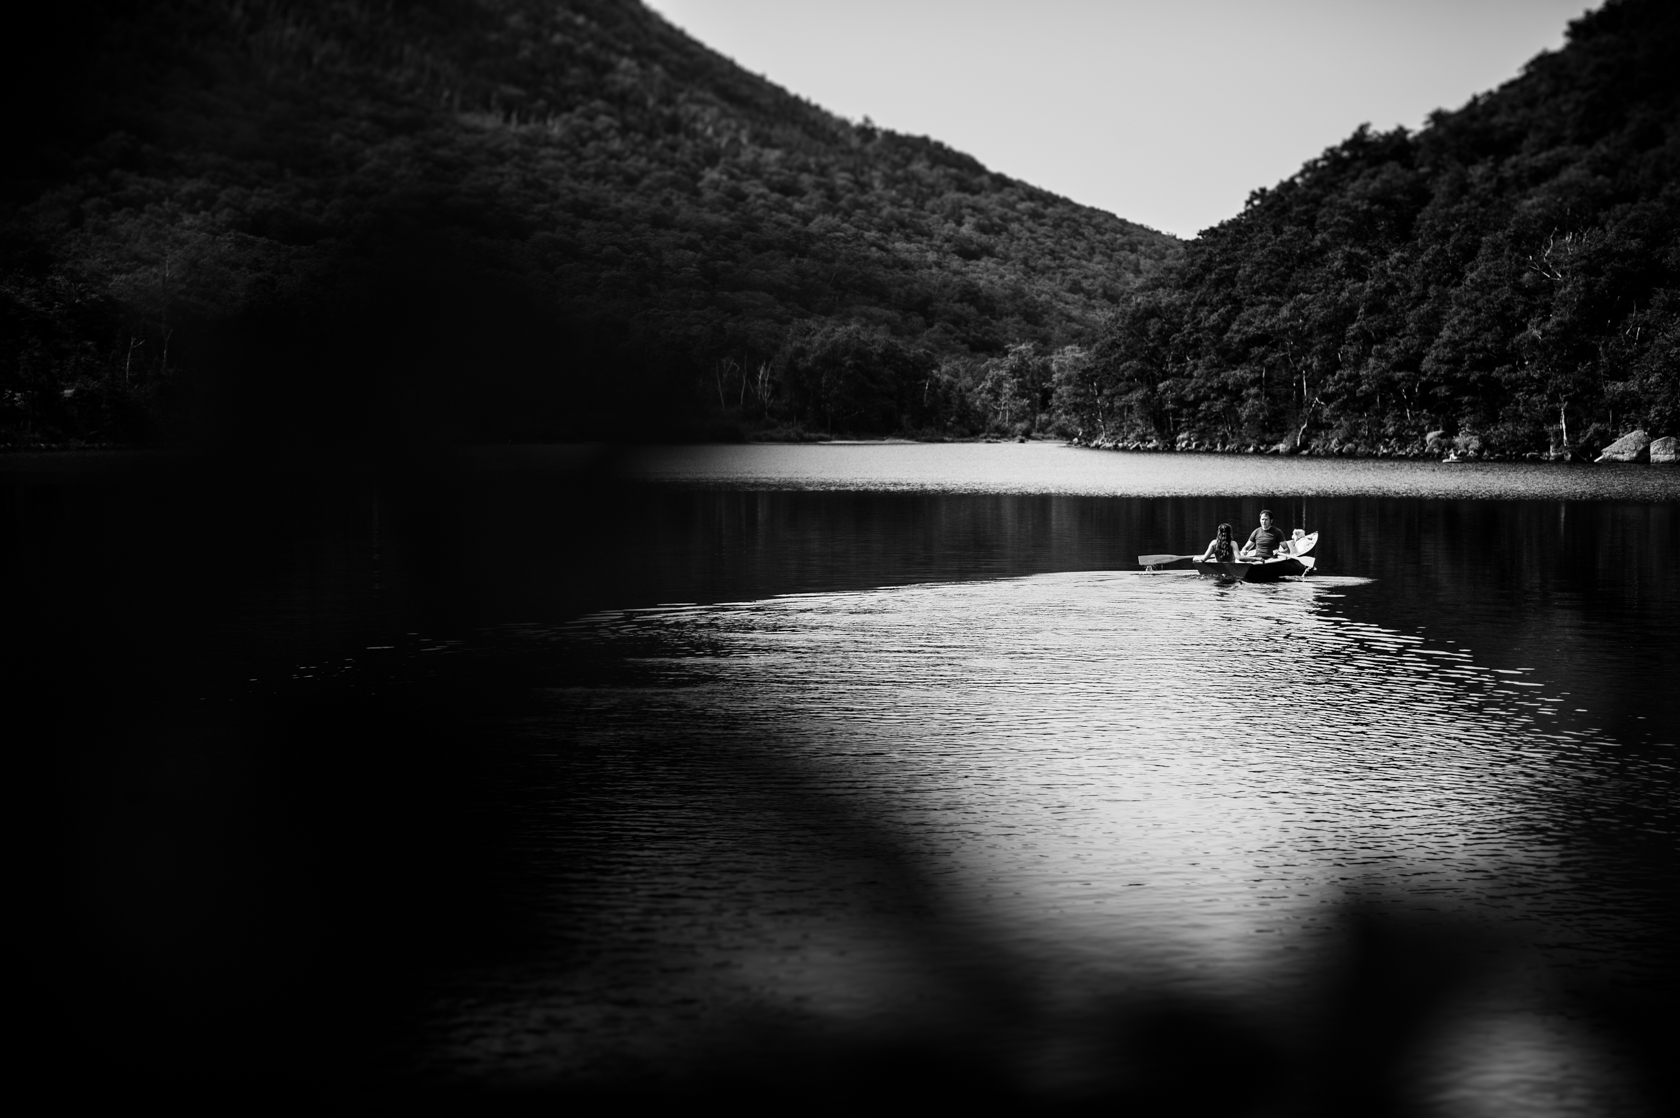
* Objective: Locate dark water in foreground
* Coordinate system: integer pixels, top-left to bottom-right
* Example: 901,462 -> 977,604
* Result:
8,445 -> 1678,1113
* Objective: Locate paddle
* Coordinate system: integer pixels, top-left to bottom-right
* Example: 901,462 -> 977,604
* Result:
1137,553 -> 1198,567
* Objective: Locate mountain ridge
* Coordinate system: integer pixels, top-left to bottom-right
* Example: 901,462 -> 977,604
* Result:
1,0 -> 1178,445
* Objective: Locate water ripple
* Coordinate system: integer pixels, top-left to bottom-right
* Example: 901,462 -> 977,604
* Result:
433,571 -> 1675,1110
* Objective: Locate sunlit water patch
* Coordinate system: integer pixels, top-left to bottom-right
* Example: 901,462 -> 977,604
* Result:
620,442 -> 1680,501
430,571 -> 1673,1110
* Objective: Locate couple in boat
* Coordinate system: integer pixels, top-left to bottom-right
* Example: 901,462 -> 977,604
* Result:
1197,510 -> 1302,563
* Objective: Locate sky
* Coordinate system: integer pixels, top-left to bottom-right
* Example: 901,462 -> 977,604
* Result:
641,0 -> 1595,238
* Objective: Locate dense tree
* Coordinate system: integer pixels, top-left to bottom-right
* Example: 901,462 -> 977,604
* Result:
1069,0 -> 1680,459
771,323 -> 940,435
0,0 -> 1176,444
8,0 -> 1672,452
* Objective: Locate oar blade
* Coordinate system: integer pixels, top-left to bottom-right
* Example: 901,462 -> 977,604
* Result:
1137,553 -> 1193,567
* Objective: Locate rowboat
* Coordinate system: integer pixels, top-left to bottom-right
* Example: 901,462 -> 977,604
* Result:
1195,530 -> 1318,582
1194,553 -> 1315,581
1138,531 -> 1319,580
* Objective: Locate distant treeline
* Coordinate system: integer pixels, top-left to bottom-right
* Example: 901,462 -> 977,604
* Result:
0,0 -> 1172,446
1058,0 -> 1680,459
2,0 -> 1675,453
745,0 -> 1680,457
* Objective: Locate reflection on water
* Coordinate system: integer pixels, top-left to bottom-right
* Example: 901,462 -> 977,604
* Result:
428,571 -> 1672,1113
6,446 -> 1677,1111
622,442 -> 1680,501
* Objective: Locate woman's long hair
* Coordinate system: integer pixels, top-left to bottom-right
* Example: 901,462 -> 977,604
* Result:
1213,522 -> 1235,558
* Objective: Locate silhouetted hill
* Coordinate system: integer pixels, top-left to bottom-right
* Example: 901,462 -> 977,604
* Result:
1066,0 -> 1679,460
0,0 -> 1178,445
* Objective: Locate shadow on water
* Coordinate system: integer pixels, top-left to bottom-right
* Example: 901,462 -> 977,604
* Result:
6,449 -> 1675,1113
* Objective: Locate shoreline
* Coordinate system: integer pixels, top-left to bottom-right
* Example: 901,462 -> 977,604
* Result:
5,435 -> 1674,467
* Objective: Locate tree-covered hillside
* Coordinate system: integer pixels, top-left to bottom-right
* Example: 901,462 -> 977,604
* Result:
1062,0 -> 1679,460
0,0 -> 1177,445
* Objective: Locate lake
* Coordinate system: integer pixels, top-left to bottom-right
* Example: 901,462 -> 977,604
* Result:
9,444 -> 1679,1113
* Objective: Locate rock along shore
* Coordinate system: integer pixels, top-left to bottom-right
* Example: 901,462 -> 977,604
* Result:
1064,429 -> 1679,464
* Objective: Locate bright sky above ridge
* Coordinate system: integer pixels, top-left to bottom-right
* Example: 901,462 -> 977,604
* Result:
642,0 -> 1593,238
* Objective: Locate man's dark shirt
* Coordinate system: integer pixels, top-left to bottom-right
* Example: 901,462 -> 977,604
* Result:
1246,524 -> 1287,558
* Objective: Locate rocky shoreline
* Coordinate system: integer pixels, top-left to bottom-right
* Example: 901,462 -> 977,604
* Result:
1066,429 -> 1679,464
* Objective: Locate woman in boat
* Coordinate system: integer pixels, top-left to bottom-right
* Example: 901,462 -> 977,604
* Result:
1197,522 -> 1239,562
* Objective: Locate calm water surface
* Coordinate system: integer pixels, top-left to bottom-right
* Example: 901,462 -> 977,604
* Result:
623,441 -> 1680,500
9,445 -> 1678,1112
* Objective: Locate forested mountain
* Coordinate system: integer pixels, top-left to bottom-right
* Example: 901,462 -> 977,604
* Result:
1061,0 -> 1679,459
0,0 -> 1177,445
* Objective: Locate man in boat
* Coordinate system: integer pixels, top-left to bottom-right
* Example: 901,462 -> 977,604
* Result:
1240,509 -> 1291,559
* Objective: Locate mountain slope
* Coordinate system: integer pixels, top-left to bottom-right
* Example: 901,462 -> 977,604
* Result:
1068,0 -> 1679,459
0,0 -> 1178,444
